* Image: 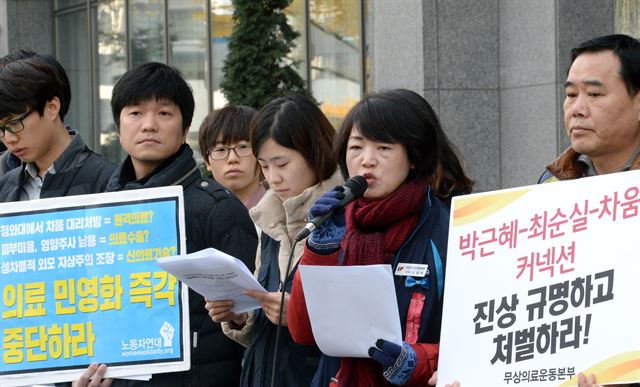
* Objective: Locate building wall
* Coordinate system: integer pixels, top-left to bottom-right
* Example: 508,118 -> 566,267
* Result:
3,0 -> 54,55
499,0 -> 559,189
437,0 -> 500,192
0,0 -> 621,192
368,0 -> 615,191
0,0 -> 8,56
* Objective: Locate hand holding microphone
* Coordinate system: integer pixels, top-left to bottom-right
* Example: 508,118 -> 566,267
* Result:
305,186 -> 348,254
299,176 -> 368,254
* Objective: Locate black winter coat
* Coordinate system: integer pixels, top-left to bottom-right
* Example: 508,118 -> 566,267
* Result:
0,131 -> 116,202
106,145 -> 258,387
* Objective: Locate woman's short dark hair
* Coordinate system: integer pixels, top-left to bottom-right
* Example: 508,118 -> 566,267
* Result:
250,94 -> 336,182
0,50 -> 71,121
336,89 -> 473,201
198,105 -> 257,159
111,62 -> 194,132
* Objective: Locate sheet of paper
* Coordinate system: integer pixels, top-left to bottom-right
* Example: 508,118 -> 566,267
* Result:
156,247 -> 266,313
298,264 -> 402,358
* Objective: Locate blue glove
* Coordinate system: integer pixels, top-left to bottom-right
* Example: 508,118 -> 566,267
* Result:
369,339 -> 417,385
306,186 -> 347,255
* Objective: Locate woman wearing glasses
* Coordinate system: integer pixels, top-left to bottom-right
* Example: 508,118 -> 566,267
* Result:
205,94 -> 343,386
198,105 -> 267,209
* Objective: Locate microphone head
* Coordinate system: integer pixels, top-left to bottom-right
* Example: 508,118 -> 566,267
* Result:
344,175 -> 368,199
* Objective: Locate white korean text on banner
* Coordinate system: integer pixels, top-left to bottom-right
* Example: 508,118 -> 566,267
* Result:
0,187 -> 189,386
438,170 -> 640,387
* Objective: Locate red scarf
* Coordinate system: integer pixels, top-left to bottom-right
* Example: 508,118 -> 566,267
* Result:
337,178 -> 431,387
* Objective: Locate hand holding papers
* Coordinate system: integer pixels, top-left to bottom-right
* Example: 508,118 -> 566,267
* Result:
156,247 -> 266,313
298,264 -> 402,357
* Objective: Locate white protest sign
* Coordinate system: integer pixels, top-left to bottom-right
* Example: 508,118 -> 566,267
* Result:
438,170 -> 640,387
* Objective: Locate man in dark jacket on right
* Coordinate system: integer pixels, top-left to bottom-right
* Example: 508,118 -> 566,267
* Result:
539,34 -> 640,184
74,62 -> 258,387
539,34 -> 640,387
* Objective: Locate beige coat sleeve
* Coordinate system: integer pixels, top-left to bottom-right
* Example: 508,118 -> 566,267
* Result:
221,310 -> 256,348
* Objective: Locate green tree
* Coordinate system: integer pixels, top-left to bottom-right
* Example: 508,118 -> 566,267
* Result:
221,0 -> 311,108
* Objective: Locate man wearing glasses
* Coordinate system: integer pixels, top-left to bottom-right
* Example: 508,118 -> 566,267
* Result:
0,50 -> 115,201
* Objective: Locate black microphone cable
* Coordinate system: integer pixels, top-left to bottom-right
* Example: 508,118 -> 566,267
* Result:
270,239 -> 299,387
270,176 -> 367,387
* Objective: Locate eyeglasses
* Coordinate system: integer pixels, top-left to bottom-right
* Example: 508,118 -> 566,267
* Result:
0,110 -> 33,139
208,144 -> 253,160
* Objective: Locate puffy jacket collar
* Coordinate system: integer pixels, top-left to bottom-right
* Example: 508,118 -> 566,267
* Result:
12,130 -> 88,186
16,129 -> 89,179
545,147 -> 586,181
545,146 -> 640,181
51,130 -> 91,173
106,144 -> 199,192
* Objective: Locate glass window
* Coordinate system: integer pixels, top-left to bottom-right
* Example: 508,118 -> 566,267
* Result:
616,0 -> 640,36
129,0 -> 166,67
309,0 -> 363,128
54,0 -> 365,164
55,0 -> 85,10
286,0 -> 308,84
94,0 -> 127,162
210,0 -> 234,109
168,0 -> 208,164
56,9 -> 93,145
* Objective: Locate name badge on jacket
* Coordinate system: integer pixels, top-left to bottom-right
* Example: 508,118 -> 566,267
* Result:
394,263 -> 429,278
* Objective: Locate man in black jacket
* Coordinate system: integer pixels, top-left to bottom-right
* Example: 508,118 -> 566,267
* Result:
74,62 -> 258,387
0,50 -> 115,200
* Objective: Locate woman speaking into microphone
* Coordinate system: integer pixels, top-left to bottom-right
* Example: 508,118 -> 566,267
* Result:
288,89 -> 473,387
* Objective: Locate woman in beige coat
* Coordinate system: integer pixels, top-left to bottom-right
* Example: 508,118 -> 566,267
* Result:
205,94 -> 342,387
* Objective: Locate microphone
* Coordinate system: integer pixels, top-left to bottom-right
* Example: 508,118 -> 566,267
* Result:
294,175 -> 368,242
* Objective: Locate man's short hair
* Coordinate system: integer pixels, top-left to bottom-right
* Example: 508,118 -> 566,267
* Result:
0,50 -> 71,121
111,62 -> 195,132
570,34 -> 640,96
